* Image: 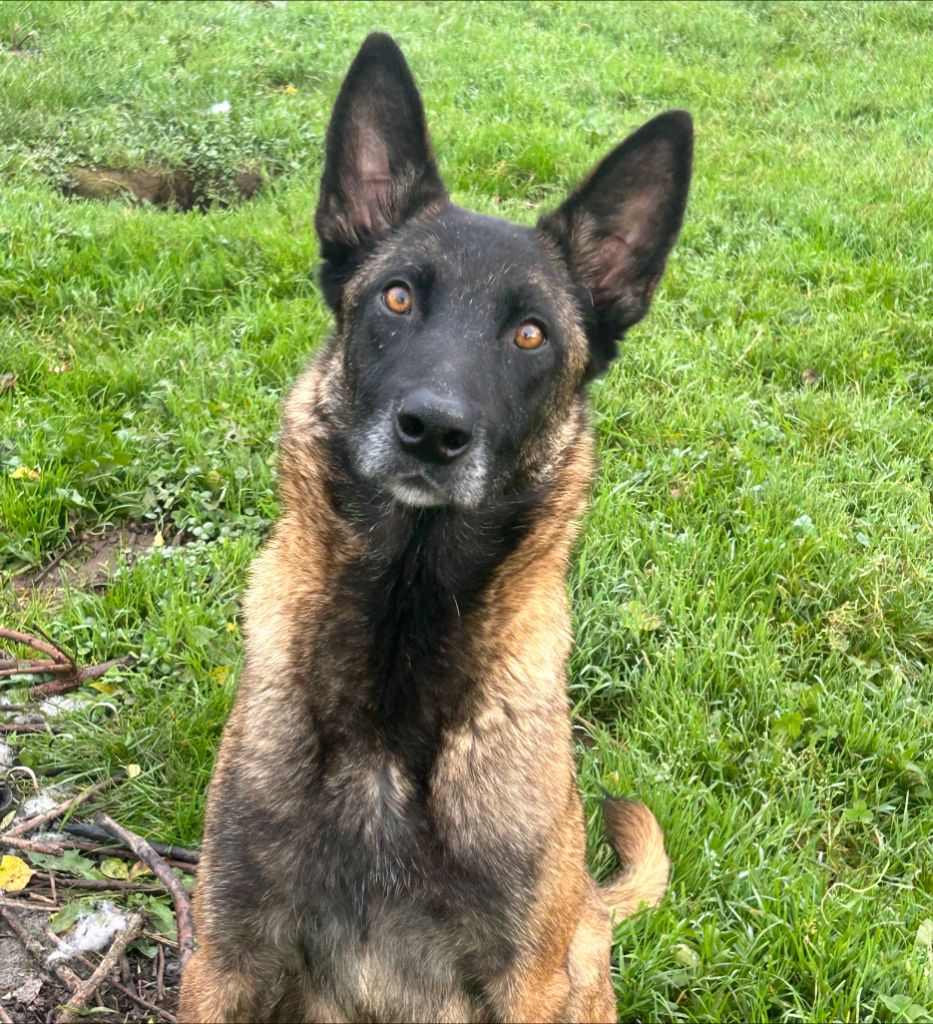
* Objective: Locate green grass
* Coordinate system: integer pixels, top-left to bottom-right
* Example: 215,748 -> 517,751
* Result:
1,1 -> 932,1020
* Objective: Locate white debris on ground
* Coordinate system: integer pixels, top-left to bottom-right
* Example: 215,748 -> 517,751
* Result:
38,696 -> 84,718
18,791 -> 59,818
47,901 -> 128,963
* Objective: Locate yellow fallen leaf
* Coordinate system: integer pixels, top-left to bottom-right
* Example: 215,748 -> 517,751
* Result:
90,680 -> 115,694
0,854 -> 34,892
99,857 -> 130,880
0,810 -> 15,832
152,530 -> 165,548
9,466 -> 40,481
283,84 -> 298,95
129,861 -> 153,880
125,763 -> 141,779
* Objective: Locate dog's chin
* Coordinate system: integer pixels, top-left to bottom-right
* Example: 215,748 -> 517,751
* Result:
385,475 -> 451,509
382,471 -> 494,511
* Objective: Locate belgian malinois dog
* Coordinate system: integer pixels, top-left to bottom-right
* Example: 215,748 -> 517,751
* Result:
180,33 -> 692,1024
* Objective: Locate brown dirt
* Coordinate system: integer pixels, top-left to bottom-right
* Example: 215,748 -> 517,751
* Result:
61,165 -> 262,212
11,523 -> 170,604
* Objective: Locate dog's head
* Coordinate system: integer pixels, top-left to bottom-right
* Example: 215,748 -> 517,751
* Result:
315,34 -> 692,511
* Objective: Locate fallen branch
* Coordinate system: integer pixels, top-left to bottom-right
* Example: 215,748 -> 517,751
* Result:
54,909 -> 144,1021
46,835 -> 196,874
0,722 -> 64,734
62,820 -> 200,865
29,656 -> 135,700
95,813 -> 195,966
0,628 -> 67,663
0,1001 -> 13,1024
0,897 -> 59,912
0,660 -> 74,678
31,872 -> 164,894
0,834 -> 67,855
0,627 -> 133,698
109,980 -> 178,1023
7,776 -> 117,837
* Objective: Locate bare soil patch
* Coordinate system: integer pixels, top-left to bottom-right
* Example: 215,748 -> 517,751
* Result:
11,523 -> 169,604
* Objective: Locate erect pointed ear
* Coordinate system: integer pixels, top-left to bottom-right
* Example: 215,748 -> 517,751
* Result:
538,110 -> 693,378
315,34 -> 448,306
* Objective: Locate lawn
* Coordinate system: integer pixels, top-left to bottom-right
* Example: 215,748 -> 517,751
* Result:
1,1 -> 932,1020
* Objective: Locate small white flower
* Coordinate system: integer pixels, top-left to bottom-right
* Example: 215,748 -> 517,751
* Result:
208,100 -> 231,115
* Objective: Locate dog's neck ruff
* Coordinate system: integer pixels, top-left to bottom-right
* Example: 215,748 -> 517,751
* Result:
266,361 -> 595,782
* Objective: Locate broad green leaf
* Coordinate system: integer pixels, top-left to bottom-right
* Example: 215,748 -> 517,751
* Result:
50,898 -> 96,934
99,857 -> 130,880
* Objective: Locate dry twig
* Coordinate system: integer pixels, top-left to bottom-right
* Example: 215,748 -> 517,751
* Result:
0,897 -> 59,912
0,627 -> 133,698
54,910 -> 144,1021
95,813 -> 195,966
31,872 -> 163,894
0,834 -> 67,855
44,921 -> 178,1021
0,722 -> 64,734
7,776 -> 116,837
62,820 -> 200,865
29,657 -> 135,699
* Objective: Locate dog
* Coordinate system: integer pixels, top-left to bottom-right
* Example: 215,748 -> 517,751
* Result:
179,32 -> 692,1024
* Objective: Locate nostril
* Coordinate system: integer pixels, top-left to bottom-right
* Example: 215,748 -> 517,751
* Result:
440,428 -> 470,455
397,412 -> 425,442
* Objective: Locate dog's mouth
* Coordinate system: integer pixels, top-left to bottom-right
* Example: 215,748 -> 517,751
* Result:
385,471 -> 448,508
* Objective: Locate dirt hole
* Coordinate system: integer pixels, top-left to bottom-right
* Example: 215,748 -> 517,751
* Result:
61,165 -> 263,212
11,522 -> 180,603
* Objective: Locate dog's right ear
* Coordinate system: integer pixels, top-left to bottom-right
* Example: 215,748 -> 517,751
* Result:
315,34 -> 447,309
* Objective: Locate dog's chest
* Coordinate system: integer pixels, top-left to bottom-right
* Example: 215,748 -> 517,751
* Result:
288,742 -> 528,1017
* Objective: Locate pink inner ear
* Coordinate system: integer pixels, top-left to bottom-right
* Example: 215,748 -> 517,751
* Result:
592,185 -> 667,294
592,233 -> 633,294
343,126 -> 393,236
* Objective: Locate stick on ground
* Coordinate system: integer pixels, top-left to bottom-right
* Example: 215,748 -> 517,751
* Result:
30,872 -> 164,894
44,922 -> 179,1023
29,656 -> 135,700
94,813 -> 195,966
6,776 -> 117,837
0,627 -> 133,698
62,820 -> 200,865
54,910 -> 144,1022
0,834 -> 68,855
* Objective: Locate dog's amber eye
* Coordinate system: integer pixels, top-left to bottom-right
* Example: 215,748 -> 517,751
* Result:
383,283 -> 413,315
514,321 -> 546,350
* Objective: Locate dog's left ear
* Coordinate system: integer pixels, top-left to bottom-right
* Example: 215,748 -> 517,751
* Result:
539,110 -> 693,378
316,34 -> 447,307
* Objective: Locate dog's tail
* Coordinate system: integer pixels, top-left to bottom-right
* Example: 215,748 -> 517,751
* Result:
599,795 -> 670,921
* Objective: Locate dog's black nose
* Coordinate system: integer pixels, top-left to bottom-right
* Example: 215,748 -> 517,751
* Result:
395,389 -> 474,465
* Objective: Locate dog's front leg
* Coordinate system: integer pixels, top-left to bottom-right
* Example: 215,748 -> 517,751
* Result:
179,942 -> 284,1023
